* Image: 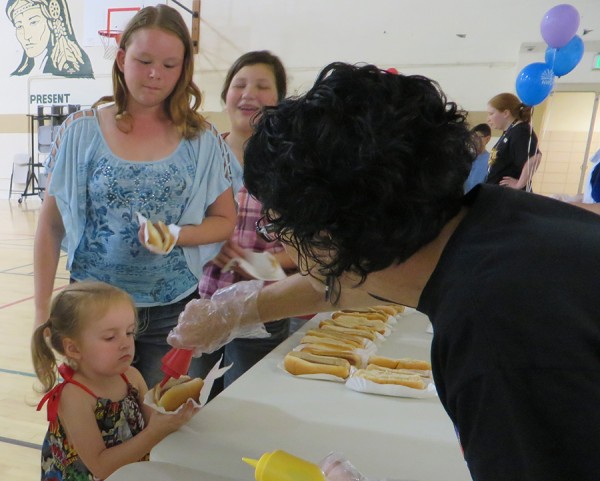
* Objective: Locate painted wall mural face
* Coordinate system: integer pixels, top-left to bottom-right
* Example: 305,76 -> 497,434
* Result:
6,0 -> 94,77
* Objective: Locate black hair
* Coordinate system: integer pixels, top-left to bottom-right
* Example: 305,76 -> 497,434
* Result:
471,123 -> 492,137
244,62 -> 475,282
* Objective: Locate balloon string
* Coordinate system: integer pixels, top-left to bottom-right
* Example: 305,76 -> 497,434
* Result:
525,109 -> 540,193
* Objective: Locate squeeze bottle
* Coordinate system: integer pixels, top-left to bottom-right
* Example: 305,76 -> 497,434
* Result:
159,348 -> 193,387
243,450 -> 325,481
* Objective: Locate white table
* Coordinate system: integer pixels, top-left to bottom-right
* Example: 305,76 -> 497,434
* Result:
147,310 -> 471,481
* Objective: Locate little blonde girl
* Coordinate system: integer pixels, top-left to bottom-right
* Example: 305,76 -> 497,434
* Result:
32,282 -> 197,480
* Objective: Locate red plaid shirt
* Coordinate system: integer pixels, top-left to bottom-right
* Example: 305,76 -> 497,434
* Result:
198,186 -> 285,298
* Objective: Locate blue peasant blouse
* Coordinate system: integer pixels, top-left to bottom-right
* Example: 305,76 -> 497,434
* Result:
47,109 -> 234,306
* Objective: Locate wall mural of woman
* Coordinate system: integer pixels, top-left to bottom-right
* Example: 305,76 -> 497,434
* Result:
6,0 -> 94,77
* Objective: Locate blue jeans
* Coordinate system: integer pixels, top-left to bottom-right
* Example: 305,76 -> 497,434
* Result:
196,318 -> 291,400
134,290 -> 204,388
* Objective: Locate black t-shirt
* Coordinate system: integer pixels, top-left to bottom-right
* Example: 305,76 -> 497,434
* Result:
418,185 -> 600,480
486,122 -> 538,185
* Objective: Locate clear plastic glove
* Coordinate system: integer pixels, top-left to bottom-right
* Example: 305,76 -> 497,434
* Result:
320,452 -> 409,481
167,280 -> 269,355
320,452 -> 367,481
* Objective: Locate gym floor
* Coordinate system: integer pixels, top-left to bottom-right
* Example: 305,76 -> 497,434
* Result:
0,198 -> 69,481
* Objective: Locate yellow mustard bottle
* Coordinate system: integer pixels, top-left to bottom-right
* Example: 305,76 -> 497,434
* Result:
243,450 -> 325,481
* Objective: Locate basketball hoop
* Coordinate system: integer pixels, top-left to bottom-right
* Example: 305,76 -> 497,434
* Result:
98,29 -> 122,60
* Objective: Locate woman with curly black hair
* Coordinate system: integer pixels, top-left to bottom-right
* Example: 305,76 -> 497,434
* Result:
170,62 -> 600,480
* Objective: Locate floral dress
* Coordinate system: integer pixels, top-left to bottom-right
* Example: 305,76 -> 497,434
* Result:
38,364 -> 148,481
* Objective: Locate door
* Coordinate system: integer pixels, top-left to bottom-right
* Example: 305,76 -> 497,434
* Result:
532,91 -> 600,197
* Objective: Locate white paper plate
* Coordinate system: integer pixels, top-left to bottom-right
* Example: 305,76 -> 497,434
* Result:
277,360 -> 350,382
345,375 -> 437,399
222,251 -> 287,281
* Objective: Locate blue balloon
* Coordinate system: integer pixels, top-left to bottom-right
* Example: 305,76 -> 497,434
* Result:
545,35 -> 584,77
516,62 -> 555,106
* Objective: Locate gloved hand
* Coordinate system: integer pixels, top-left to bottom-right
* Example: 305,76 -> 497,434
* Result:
167,280 -> 269,355
320,452 -> 367,481
320,452 -> 409,481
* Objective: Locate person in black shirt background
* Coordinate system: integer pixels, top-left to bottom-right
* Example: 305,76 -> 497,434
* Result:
486,92 -> 539,190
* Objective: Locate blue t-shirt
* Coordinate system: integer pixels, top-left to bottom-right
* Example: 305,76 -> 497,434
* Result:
464,151 -> 489,193
48,109 -> 234,306
583,149 -> 600,203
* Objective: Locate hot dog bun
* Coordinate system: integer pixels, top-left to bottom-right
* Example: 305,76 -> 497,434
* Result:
146,219 -> 176,251
367,355 -> 431,371
153,375 -> 204,411
156,220 -> 176,251
353,368 -> 426,389
299,345 -> 363,367
304,328 -> 366,348
370,305 -> 405,316
365,364 -> 431,378
332,310 -> 388,322
315,324 -> 377,341
284,351 -> 350,378
299,335 -> 360,351
320,316 -> 387,334
146,219 -> 163,248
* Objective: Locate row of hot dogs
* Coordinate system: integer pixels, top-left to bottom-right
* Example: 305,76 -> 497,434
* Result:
283,306 -> 434,391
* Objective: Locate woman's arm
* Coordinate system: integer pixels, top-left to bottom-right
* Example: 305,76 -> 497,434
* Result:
177,188 -> 237,246
168,273 -> 380,354
33,178 -> 65,328
570,202 -> 600,215
499,152 -> 541,189
256,273 -> 375,322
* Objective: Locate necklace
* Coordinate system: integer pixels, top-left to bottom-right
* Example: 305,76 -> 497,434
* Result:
489,119 -> 518,168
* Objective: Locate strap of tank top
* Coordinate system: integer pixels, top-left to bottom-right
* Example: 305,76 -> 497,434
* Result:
37,364 -> 97,422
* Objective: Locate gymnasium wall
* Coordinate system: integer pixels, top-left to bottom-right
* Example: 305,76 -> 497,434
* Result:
1,0 -> 598,198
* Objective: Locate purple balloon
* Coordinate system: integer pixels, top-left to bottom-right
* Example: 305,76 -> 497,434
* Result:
540,4 -> 580,48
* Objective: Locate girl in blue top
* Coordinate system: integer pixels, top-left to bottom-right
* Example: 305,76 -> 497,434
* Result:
34,5 -> 237,387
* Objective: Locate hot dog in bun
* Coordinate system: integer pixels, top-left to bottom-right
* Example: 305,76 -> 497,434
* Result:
354,368 -> 426,389
284,351 -> 351,379
146,219 -> 176,252
368,355 -> 432,371
332,310 -> 388,322
153,376 -> 204,411
371,305 -> 405,316
303,328 -> 366,348
320,316 -> 387,335
299,334 -> 361,351
299,345 -> 363,367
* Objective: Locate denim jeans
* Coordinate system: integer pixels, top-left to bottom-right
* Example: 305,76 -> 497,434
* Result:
196,317 -> 291,401
134,290 -> 203,388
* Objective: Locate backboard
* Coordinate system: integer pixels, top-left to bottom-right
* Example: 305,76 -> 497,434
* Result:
83,2 -> 143,47
106,6 -> 141,33
84,2 -> 199,53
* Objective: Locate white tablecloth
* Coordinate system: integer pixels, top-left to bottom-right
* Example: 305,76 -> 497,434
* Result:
144,309 -> 471,481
